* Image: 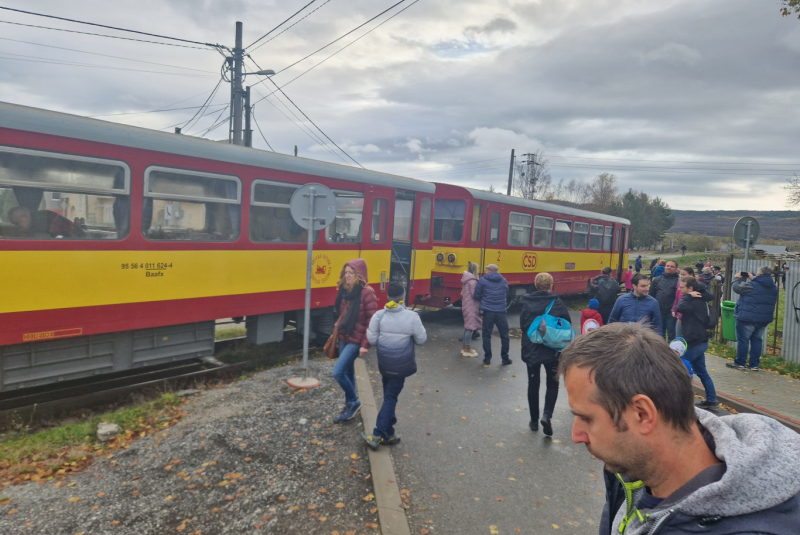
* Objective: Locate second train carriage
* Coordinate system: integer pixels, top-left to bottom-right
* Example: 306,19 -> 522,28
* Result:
418,184 -> 630,309
0,102 -> 436,391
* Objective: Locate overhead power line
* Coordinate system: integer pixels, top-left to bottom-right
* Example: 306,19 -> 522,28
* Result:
90,103 -> 227,118
251,106 -> 275,151
0,20 -> 210,50
248,0 -> 335,54
0,5 -> 225,49
0,51 -> 216,77
548,154 -> 800,166
246,0 -> 318,50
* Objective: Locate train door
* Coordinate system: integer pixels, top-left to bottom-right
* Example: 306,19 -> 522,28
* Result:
389,190 -> 416,299
616,225 -> 628,281
362,185 -> 395,305
408,193 -> 433,304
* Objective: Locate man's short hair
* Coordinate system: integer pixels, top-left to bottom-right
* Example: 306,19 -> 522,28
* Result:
602,266 -> 612,275
682,276 -> 700,292
558,322 -> 695,434
758,266 -> 773,277
631,273 -> 648,286
666,260 -> 678,268
534,272 -> 553,291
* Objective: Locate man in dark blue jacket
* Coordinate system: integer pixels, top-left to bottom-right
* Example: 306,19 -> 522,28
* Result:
727,266 -> 779,371
560,322 -> 800,535
474,264 -> 511,365
608,274 -> 662,335
634,255 -> 642,273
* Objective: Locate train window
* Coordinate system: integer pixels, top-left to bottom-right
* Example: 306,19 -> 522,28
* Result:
554,219 -> 572,249
418,197 -> 431,243
507,212 -> 532,247
371,198 -> 388,244
0,146 -> 130,240
143,166 -> 240,242
589,224 -> 604,250
573,222 -> 588,249
533,216 -> 553,248
250,180 -> 318,243
489,211 -> 500,245
470,204 -> 483,242
433,199 -> 465,242
393,199 -> 413,241
604,226 -> 613,251
327,190 -> 363,244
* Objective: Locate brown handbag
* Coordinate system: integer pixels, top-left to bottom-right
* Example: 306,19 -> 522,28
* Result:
323,325 -> 339,359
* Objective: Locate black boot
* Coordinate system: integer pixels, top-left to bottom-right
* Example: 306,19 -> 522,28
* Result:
540,416 -> 553,437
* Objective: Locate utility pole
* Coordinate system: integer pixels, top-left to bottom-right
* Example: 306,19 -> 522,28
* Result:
520,152 -> 537,198
244,87 -> 252,147
506,149 -> 515,196
231,22 -> 245,145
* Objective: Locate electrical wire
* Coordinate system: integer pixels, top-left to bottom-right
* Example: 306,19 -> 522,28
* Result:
246,0 -> 319,50
0,5 -> 225,49
90,104 -> 227,118
548,154 -> 800,166
180,78 -> 224,131
0,37 -> 217,73
251,105 -> 275,152
0,51 -> 216,77
248,0 -> 334,54
546,162 -> 798,176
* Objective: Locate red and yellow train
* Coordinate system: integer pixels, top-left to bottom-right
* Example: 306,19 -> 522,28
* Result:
0,102 -> 628,391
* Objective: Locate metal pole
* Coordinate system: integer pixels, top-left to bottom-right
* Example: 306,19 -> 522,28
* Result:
743,220 -> 752,270
772,289 -> 780,356
506,149 -> 515,196
244,86 -> 252,148
302,187 -> 317,379
232,22 -> 244,145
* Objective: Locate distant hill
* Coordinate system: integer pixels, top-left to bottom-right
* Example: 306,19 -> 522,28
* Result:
669,210 -> 800,241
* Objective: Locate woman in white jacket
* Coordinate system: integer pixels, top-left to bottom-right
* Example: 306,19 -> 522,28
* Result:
361,282 -> 427,450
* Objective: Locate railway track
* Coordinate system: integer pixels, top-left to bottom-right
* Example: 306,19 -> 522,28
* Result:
0,340 -> 312,431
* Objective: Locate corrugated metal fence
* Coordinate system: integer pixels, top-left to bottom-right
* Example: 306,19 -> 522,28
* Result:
730,259 -> 799,363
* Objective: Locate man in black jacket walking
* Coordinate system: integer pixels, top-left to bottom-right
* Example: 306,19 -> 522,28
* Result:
589,267 -> 620,324
676,276 -> 717,408
649,260 -> 680,342
520,272 -> 572,437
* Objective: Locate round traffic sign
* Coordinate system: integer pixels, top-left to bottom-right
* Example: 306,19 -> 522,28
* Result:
732,216 -> 760,249
289,183 -> 338,231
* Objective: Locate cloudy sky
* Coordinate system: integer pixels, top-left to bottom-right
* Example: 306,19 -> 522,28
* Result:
2,0 -> 800,211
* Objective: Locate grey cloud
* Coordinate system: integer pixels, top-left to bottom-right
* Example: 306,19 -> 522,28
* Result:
465,17 -> 517,35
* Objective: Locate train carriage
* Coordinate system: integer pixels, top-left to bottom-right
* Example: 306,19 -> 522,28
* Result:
419,183 -> 630,309
0,102 -> 435,391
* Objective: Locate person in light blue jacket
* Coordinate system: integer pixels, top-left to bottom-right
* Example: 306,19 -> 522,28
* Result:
362,282 -> 426,450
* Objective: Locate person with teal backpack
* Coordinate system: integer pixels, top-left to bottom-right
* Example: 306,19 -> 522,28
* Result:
520,273 -> 574,436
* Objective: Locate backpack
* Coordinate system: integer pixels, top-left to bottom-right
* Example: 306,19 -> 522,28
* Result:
581,319 -> 600,335
705,303 -> 719,330
527,299 -> 576,350
594,276 -> 620,306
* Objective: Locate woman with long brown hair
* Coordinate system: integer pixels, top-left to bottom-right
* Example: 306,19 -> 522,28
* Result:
332,259 -> 378,423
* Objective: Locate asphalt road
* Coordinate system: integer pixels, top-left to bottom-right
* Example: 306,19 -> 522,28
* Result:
363,306 -> 606,535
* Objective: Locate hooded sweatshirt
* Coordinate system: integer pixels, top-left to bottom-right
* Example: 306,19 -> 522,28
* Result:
603,409 -> 800,535
460,271 -> 482,331
473,271 -> 509,313
367,303 -> 426,378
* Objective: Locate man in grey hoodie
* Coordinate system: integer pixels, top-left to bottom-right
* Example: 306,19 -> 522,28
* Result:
559,322 -> 800,535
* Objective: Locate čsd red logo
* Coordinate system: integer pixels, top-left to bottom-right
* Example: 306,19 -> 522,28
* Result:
522,252 -> 538,271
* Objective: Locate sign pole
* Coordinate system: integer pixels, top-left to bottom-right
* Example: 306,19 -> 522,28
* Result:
743,220 -> 751,270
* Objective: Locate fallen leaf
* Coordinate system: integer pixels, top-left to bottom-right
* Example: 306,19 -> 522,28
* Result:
289,506 -> 299,511
553,525 -> 560,529
490,526 -> 499,535
517,458 -> 524,463
335,503 -> 346,508
496,496 -> 505,501
319,488 -> 328,494
432,494 -> 440,499
420,529 -> 430,535
362,493 -> 375,501
365,523 -> 379,529
111,520 -> 120,526
68,497 -> 80,503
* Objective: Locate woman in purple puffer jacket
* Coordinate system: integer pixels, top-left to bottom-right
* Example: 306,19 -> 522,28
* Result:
460,262 -> 482,357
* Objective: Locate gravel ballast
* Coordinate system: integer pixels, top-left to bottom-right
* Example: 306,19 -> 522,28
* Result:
0,359 -> 380,534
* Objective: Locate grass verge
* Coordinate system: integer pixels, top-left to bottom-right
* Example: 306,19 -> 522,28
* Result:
707,340 -> 800,379
0,393 -> 185,485
215,327 -> 247,341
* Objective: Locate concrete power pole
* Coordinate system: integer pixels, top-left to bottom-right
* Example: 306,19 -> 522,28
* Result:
231,22 -> 245,145
520,153 -> 537,198
244,87 -> 252,147
506,149 -> 515,196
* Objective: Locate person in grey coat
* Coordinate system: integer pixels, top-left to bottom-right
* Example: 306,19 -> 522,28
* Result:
362,282 -> 427,450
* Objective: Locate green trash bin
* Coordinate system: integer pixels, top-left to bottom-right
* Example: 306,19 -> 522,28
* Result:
721,301 -> 736,341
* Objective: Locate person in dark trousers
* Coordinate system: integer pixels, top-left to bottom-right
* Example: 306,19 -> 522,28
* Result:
649,259 -> 680,341
681,244 -> 687,256
728,267 -> 779,371
634,255 -> 642,274
474,264 -> 511,365
608,274 -> 662,335
519,272 -> 571,436
589,266 -> 620,324
649,257 -> 659,272
676,276 -> 717,408
362,282 -> 427,450
559,322 -> 800,535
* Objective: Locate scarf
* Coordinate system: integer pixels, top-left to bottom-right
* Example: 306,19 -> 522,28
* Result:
335,283 -> 363,335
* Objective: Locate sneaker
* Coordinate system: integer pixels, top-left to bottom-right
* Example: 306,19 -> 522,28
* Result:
361,431 -> 383,451
461,347 -> 479,358
333,400 -> 361,423
384,435 -> 401,446
333,404 -> 350,423
483,358 -> 491,365
540,416 -> 553,437
725,362 -> 746,370
749,367 -> 759,371
696,400 -> 719,408
501,359 -> 513,365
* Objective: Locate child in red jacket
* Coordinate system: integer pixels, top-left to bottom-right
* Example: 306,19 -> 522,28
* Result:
581,299 -> 604,334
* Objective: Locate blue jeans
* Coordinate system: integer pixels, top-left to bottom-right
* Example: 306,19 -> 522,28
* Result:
735,321 -> 769,368
374,376 -> 405,439
684,342 -> 716,403
661,313 -> 677,342
333,341 -> 360,404
482,311 -> 510,361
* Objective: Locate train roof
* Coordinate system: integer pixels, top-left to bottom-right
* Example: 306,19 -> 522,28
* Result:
0,101 -> 435,194
440,184 -> 631,226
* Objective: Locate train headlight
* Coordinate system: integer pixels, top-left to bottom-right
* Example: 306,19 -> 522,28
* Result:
448,253 -> 456,263
436,252 -> 444,262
